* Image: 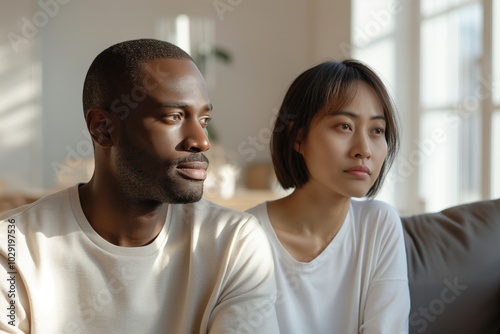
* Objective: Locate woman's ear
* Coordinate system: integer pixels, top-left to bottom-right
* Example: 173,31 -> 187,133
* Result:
293,128 -> 304,154
85,108 -> 114,148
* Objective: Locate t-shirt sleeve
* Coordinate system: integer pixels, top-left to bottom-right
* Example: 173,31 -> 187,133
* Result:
207,215 -> 280,334
360,204 -> 410,334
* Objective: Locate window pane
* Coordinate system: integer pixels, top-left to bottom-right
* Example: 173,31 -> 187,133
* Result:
421,4 -> 482,108
494,0 -> 500,104
421,15 -> 457,107
419,109 -> 481,212
419,111 -> 460,212
352,39 -> 395,90
420,3 -> 483,210
351,0 -> 396,48
421,0 -> 475,17
421,0 -> 452,17
493,111 -> 500,198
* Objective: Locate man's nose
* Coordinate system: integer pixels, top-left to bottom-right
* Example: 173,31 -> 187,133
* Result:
182,120 -> 211,153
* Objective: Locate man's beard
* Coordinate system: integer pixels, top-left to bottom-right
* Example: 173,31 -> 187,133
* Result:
115,146 -> 209,204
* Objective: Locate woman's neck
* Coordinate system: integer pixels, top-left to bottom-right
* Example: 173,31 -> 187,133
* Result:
267,185 -> 351,262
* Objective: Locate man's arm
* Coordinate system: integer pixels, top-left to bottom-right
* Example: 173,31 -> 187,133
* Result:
208,216 -> 280,334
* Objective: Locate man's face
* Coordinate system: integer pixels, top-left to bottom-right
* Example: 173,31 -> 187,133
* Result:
113,58 -> 212,204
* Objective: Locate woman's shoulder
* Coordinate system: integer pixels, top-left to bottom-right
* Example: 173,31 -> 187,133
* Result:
351,199 -> 397,212
351,199 -> 401,224
245,202 -> 269,225
245,202 -> 268,221
350,200 -> 404,245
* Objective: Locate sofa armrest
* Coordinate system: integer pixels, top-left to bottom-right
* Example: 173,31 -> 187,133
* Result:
402,199 -> 500,334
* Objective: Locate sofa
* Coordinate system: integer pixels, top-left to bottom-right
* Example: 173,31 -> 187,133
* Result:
402,198 -> 500,334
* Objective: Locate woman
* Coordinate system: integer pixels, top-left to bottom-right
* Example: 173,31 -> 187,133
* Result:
247,60 -> 410,333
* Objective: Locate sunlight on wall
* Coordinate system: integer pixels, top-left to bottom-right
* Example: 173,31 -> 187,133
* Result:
0,58 -> 40,156
0,37 -> 41,192
0,103 -> 36,150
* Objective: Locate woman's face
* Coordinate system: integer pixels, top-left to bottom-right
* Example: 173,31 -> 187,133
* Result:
297,81 -> 388,198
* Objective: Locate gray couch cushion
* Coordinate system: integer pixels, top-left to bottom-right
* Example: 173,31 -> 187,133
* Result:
402,199 -> 500,334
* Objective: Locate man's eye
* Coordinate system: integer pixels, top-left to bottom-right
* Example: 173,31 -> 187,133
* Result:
200,117 -> 212,127
163,114 -> 182,122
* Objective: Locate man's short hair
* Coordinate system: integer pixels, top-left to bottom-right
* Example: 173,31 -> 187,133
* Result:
271,60 -> 400,198
82,38 -> 193,116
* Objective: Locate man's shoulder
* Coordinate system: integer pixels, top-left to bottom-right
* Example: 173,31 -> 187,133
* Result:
0,187 -> 73,224
172,199 -> 261,233
188,198 -> 256,222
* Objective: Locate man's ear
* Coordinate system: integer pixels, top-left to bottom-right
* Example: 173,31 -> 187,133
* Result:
85,108 -> 114,148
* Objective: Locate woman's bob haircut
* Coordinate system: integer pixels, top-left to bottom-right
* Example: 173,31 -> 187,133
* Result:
270,59 -> 399,198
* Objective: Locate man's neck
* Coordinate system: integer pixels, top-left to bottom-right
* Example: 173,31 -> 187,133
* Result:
78,180 -> 168,247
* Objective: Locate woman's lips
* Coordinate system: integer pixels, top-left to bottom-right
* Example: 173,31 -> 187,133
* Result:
344,166 -> 371,178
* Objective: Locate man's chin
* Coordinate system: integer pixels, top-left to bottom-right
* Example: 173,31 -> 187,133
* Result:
167,185 -> 204,204
170,194 -> 203,204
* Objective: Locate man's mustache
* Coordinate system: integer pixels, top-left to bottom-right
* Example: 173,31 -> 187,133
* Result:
177,153 -> 209,164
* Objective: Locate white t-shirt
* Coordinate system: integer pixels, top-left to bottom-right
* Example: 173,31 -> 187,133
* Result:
247,199 -> 410,334
0,185 -> 280,334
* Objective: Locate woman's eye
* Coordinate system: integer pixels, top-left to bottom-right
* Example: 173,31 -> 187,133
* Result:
373,127 -> 385,135
338,123 -> 352,131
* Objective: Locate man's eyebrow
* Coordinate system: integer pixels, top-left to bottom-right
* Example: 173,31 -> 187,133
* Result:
327,110 -> 386,121
158,102 -> 213,111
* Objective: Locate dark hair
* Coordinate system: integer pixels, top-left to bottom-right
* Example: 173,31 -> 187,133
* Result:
82,38 -> 193,116
271,60 -> 399,198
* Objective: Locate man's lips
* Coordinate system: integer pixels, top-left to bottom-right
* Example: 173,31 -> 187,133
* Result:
344,165 -> 372,177
176,161 -> 209,181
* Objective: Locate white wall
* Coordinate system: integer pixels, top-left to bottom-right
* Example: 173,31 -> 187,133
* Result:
0,0 -> 350,190
0,1 -> 42,193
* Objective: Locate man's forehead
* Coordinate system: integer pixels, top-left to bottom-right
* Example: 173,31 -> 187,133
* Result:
140,58 -> 195,78
130,58 -> 210,108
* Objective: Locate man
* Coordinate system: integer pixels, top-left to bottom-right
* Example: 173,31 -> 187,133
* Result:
0,39 -> 279,333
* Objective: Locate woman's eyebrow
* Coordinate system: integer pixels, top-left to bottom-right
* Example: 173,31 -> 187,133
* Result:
328,110 -> 386,121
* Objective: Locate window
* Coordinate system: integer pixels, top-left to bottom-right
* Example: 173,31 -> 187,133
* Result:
492,0 -> 500,198
352,0 -> 497,213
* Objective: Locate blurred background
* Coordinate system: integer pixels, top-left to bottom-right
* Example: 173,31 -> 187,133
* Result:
0,0 -> 498,214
